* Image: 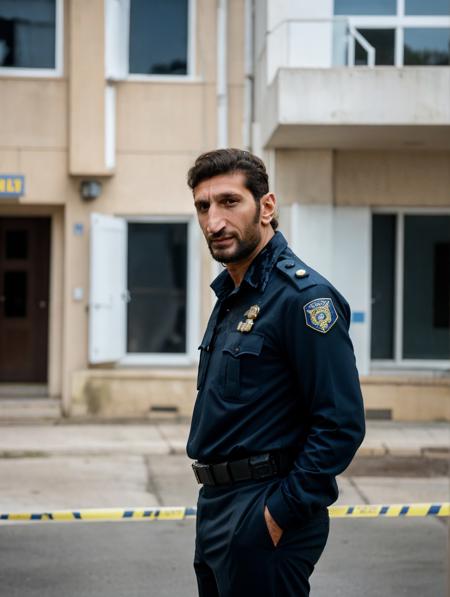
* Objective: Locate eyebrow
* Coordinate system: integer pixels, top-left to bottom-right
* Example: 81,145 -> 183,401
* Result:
194,192 -> 242,204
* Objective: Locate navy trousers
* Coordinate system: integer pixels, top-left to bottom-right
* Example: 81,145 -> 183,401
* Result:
194,478 -> 329,597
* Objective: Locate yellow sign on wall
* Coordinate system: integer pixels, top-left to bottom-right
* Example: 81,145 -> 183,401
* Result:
0,175 -> 25,198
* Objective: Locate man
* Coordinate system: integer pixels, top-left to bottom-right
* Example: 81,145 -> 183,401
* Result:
186,148 -> 365,597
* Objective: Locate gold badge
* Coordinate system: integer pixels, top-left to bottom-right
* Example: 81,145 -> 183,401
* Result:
237,304 -> 260,333
244,305 -> 260,320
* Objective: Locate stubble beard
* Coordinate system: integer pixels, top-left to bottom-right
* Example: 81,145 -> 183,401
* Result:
207,202 -> 262,264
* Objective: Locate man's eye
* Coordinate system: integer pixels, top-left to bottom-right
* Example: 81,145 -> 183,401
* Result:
225,198 -> 237,206
196,202 -> 209,213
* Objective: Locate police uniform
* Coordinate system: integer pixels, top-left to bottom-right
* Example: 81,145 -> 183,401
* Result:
187,231 -> 365,597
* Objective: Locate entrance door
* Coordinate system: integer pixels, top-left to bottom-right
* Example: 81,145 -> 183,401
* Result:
0,218 -> 50,382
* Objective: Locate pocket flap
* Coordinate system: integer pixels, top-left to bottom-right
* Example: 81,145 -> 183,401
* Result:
223,332 -> 264,357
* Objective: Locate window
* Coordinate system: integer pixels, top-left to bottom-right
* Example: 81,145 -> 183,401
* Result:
0,0 -> 60,71
404,28 -> 450,65
371,213 -> 450,363
405,0 -> 450,16
355,28 -> 395,65
335,0 -> 396,16
89,213 -> 199,366
127,223 -> 188,354
334,0 -> 450,66
371,215 -> 396,359
129,0 -> 189,75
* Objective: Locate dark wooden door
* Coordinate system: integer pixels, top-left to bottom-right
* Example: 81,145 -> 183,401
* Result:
0,218 -> 50,382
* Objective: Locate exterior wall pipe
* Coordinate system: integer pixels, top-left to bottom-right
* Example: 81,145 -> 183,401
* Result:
217,0 -> 228,148
243,0 -> 254,150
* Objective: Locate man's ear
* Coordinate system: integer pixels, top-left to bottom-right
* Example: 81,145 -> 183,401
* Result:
260,193 -> 277,226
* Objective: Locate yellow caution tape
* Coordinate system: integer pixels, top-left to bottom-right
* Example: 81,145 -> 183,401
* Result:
0,503 -> 448,523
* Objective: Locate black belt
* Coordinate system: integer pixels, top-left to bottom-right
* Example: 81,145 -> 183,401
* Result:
192,451 -> 294,486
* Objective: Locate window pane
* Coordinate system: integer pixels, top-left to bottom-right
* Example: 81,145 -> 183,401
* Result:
129,0 -> 188,75
403,215 -> 450,360
127,223 -> 188,354
334,0 -> 396,15
356,29 -> 395,65
404,28 -> 450,65
406,0 -> 450,15
0,0 -> 55,68
371,215 -> 396,359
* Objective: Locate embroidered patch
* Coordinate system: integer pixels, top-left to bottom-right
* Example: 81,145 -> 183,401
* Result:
303,298 -> 338,334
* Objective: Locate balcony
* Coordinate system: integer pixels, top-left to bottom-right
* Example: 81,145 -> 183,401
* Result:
261,19 -> 450,149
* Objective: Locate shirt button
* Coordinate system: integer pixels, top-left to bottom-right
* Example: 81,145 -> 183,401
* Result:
234,347 -> 240,353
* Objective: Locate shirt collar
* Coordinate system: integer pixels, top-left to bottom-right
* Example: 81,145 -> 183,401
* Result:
210,231 -> 288,299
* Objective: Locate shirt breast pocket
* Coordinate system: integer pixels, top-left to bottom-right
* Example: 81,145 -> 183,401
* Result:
222,332 -> 264,402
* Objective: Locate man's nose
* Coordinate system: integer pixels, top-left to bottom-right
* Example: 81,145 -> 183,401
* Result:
206,205 -> 225,235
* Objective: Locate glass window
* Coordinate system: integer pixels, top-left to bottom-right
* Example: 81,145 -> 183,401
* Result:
356,29 -> 396,65
334,0 -> 396,15
404,28 -> 450,65
403,216 -> 450,360
129,0 -> 188,75
371,215 -> 396,359
0,0 -> 55,69
127,223 -> 188,354
405,0 -> 450,16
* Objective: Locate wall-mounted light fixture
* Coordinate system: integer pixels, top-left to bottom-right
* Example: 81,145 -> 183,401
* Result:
80,180 -> 102,201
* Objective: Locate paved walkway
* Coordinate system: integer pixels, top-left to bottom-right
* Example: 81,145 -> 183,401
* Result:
0,420 -> 447,458
0,421 -> 448,513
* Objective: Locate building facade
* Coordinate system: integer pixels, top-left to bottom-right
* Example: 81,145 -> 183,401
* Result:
0,0 -> 448,421
253,0 -> 450,420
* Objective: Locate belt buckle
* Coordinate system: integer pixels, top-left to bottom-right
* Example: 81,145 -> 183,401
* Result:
192,462 -> 215,485
249,454 -> 276,480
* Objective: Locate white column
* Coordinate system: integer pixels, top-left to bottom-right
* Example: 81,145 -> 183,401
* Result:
281,204 -> 371,375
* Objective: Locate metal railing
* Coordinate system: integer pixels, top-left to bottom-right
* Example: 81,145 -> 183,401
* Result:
264,18 -> 376,70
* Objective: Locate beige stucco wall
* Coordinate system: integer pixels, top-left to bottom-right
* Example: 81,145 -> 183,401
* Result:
335,150 -> 450,207
362,377 -> 450,422
274,149 -> 450,208
274,149 -> 333,205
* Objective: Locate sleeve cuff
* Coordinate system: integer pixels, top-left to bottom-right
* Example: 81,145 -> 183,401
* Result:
265,486 -> 300,530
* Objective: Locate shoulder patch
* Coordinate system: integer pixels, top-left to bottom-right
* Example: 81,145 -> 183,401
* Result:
303,298 -> 338,334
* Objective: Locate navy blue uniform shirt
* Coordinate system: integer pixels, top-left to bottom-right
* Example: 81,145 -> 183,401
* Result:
187,231 -> 365,530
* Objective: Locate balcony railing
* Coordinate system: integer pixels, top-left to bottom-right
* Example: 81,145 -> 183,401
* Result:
266,16 -> 450,72
266,18 -> 377,71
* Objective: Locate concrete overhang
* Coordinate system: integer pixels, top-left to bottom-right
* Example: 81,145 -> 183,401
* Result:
263,67 -> 450,150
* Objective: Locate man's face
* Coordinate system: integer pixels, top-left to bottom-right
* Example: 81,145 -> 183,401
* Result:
193,172 -> 263,264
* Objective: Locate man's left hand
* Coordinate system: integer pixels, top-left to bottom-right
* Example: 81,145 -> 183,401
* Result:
264,505 -> 283,547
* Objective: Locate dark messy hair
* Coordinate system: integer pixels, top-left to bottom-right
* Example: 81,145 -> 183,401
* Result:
187,148 -> 278,230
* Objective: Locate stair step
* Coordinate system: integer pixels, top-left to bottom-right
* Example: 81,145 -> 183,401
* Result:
0,384 -> 48,398
0,398 -> 61,420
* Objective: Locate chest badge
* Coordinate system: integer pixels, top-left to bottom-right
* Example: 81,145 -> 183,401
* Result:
304,298 -> 338,334
237,304 -> 260,333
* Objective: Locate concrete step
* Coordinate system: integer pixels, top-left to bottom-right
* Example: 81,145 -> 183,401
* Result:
0,398 -> 61,421
0,384 -> 48,398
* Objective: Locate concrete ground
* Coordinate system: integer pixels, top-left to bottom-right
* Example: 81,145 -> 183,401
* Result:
0,420 -> 448,512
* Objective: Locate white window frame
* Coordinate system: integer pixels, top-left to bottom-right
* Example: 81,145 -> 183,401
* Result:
119,215 -> 201,367
342,0 -> 450,66
371,207 -> 450,371
0,0 -> 64,77
127,0 -> 198,83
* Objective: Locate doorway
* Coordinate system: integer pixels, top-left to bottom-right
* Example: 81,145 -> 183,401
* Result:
0,217 -> 51,382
